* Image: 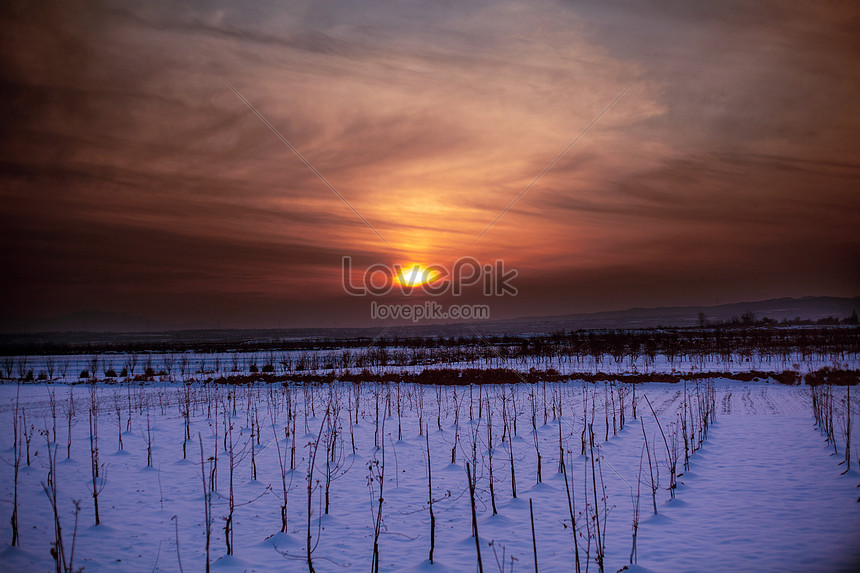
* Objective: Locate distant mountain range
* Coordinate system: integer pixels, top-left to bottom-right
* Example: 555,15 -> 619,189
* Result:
1,296 -> 857,345
482,296 -> 860,334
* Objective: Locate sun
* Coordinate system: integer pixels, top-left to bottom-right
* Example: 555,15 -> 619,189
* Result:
394,264 -> 440,288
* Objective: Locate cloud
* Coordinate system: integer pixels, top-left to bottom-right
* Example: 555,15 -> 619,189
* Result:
1,0 -> 857,326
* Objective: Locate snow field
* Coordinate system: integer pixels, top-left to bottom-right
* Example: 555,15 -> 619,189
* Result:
0,380 -> 857,572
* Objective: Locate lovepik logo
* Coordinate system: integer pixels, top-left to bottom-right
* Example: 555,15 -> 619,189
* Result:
342,256 -> 518,297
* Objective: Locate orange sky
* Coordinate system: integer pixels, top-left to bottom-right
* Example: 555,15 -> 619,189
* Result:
1,0 -> 859,328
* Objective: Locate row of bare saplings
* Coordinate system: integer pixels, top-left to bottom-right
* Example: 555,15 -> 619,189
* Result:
5,324 -> 857,363
8,379 -> 718,573
3,326 -> 859,382
809,382 -> 856,483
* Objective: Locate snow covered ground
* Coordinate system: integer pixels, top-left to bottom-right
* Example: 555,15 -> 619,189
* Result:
0,379 -> 857,572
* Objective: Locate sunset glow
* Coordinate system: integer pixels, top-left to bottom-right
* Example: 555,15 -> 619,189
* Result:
0,1 -> 857,329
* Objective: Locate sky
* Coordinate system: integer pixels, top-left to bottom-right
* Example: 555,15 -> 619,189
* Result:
1,0 -> 859,329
